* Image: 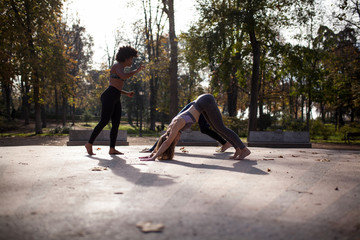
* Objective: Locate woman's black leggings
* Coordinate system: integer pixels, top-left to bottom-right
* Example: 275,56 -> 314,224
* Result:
88,86 -> 122,148
193,94 -> 246,149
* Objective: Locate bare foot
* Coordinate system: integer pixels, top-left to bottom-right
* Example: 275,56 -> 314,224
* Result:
231,147 -> 251,160
85,143 -> 95,155
219,142 -> 232,152
109,148 -> 124,155
139,148 -> 151,153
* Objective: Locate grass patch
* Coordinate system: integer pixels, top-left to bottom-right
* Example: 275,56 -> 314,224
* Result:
1,131 -> 68,138
76,121 -> 160,137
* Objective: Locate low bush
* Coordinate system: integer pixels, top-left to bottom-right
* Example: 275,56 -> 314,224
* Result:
50,126 -> 70,134
223,116 -> 248,137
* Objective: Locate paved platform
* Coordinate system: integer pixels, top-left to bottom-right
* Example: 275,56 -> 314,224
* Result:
0,145 -> 359,240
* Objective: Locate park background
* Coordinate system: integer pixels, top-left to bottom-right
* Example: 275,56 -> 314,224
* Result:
1,0 -> 359,145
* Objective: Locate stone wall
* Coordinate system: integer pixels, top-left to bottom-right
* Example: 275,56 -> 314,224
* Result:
67,130 -> 128,146
247,130 -> 311,148
178,130 -> 218,146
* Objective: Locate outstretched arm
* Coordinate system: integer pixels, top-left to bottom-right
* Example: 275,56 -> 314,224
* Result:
115,64 -> 144,80
121,90 -> 135,97
140,119 -> 184,161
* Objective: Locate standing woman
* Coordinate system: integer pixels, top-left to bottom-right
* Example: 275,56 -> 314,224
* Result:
140,94 -> 251,161
85,46 -> 144,155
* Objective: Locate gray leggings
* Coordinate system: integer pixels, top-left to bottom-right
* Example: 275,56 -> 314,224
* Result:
193,94 -> 246,149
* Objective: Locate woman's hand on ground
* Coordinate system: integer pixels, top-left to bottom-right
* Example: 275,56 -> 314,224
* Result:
139,156 -> 155,161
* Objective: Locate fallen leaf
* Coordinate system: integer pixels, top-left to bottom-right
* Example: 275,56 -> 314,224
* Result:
136,221 -> 164,233
263,158 -> 274,161
180,147 -> 185,150
316,158 -> 330,162
96,148 -> 101,150
278,156 -> 284,158
91,167 -> 107,171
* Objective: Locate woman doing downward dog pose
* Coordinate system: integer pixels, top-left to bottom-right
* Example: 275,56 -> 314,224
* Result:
140,101 -> 231,153
140,94 -> 251,161
85,46 -> 144,155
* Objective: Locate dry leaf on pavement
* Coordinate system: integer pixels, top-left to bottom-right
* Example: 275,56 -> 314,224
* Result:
316,158 -> 330,162
91,167 -> 108,171
136,221 -> 164,233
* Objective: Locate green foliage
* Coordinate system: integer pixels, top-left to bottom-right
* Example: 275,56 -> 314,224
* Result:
222,116 -> 248,137
81,110 -> 93,126
310,120 -> 335,140
279,114 -> 307,131
339,123 -> 360,140
0,116 -> 18,132
284,119 -> 307,132
50,126 -> 70,134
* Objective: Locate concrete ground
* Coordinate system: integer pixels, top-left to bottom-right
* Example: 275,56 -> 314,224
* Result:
0,145 -> 359,240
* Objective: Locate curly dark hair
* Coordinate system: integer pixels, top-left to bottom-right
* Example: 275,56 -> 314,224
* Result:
115,46 -> 138,62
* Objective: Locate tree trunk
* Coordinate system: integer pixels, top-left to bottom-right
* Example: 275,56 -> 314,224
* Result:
127,100 -> 133,126
258,69 -> 264,118
294,95 -> 298,120
301,95 -> 305,122
1,82 -> 12,121
62,95 -> 67,127
34,82 -> 42,134
338,106 -> 345,127
350,107 -> 355,122
143,0 -> 157,131
320,101 -> 325,123
306,66 -> 314,131
71,104 -> 75,126
289,76 -> 294,118
248,28 -> 260,132
21,78 -> 30,125
165,0 -> 178,120
41,105 -> 47,128
227,70 -> 238,117
55,86 -> 59,125
149,74 -> 156,130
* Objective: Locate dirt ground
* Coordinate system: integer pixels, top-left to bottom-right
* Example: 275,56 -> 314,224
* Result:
0,135 -> 158,146
0,135 -> 359,151
0,121 -> 158,147
1,121 -> 359,150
